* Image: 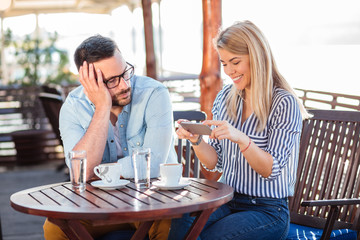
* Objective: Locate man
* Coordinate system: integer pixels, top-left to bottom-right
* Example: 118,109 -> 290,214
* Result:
43,35 -> 177,240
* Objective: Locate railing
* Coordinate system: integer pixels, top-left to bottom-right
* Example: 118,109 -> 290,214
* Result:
295,88 -> 360,111
1,84 -> 358,166
160,78 -> 360,112
159,75 -> 200,111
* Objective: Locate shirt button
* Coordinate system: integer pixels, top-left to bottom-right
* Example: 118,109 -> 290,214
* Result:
120,124 -> 124,128
136,142 -> 140,146
124,147 -> 127,151
110,140 -> 114,143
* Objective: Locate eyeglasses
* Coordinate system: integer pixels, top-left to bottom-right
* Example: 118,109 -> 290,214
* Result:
103,62 -> 134,89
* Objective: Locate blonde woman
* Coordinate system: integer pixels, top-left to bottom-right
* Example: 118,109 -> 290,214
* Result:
169,20 -> 308,240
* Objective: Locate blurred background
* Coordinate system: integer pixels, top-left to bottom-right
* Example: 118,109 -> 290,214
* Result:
1,0 -> 360,94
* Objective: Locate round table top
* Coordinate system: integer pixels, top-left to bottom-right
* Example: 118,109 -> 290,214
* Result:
10,178 -> 234,222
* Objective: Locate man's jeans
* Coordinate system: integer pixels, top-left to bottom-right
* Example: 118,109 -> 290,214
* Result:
168,193 -> 290,240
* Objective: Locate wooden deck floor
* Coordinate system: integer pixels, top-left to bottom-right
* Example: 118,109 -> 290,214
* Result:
0,161 -> 68,240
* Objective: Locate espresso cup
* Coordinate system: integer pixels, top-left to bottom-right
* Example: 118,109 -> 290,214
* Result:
94,162 -> 121,184
160,163 -> 183,186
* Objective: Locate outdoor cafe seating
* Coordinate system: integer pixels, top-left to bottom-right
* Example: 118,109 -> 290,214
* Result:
1,83 -> 360,239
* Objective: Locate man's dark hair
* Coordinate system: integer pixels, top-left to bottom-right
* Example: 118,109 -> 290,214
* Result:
74,35 -> 119,70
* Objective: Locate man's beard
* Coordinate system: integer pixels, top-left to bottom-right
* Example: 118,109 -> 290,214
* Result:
112,87 -> 131,107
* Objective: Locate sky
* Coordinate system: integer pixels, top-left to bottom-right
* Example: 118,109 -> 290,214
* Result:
2,0 -> 360,95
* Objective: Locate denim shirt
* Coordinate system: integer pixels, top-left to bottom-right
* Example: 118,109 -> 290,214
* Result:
59,75 -> 177,178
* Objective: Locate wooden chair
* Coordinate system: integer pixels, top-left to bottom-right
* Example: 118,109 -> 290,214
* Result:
38,92 -> 63,145
173,110 -> 207,178
38,92 -> 66,172
288,109 -> 360,240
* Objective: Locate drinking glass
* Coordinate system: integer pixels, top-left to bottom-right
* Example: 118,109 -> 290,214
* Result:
132,147 -> 151,188
69,150 -> 87,192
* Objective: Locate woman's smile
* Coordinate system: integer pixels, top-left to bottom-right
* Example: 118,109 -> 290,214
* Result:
232,74 -> 243,84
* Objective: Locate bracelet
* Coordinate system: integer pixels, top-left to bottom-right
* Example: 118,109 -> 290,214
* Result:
241,137 -> 251,153
189,135 -> 202,146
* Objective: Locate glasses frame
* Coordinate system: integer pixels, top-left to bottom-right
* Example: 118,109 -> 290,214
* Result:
103,62 -> 134,89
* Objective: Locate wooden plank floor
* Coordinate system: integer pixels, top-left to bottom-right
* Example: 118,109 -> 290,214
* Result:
0,161 -> 68,240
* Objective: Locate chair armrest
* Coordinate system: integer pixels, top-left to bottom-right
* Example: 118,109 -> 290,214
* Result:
301,198 -> 360,240
301,198 -> 360,207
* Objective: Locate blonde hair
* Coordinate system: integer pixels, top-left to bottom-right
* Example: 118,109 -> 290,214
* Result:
214,20 -> 309,131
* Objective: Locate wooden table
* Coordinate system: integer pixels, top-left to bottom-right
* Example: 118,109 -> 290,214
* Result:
10,178 -> 234,240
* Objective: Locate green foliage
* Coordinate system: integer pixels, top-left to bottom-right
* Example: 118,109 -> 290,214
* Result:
3,28 -> 13,47
0,28 -> 13,71
7,31 -> 77,86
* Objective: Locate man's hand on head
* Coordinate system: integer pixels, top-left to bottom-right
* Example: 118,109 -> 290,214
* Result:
79,61 -> 112,111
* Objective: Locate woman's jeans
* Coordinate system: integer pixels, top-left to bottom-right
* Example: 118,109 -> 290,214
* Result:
168,193 -> 290,240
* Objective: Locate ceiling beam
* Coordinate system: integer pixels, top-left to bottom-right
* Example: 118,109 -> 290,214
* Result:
0,0 -> 140,18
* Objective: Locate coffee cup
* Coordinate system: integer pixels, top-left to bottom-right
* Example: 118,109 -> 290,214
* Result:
160,163 -> 183,186
94,162 -> 121,184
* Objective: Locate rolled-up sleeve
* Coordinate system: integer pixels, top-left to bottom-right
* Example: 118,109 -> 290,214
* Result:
264,95 -> 302,181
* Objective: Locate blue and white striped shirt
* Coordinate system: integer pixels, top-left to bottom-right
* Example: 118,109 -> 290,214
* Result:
209,85 -> 302,198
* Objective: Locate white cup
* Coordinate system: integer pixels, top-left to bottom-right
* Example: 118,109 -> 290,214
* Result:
132,147 -> 151,188
94,162 -> 121,184
160,163 -> 183,186
69,150 -> 87,193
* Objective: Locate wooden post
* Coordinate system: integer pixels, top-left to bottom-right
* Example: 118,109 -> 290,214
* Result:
199,0 -> 223,181
141,0 -> 157,79
200,0 -> 222,120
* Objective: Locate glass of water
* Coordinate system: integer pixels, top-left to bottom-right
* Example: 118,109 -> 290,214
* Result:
69,150 -> 87,193
132,147 -> 151,188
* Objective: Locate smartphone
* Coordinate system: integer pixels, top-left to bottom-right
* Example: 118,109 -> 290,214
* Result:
180,122 -> 212,135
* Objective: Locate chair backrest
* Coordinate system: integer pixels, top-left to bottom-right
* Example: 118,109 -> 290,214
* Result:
173,111 -> 207,178
289,109 -> 360,231
38,92 -> 64,145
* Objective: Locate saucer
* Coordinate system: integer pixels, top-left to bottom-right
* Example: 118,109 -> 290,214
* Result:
152,179 -> 191,190
90,179 -> 130,190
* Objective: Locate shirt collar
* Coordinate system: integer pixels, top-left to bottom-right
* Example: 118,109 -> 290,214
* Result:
123,102 -> 130,113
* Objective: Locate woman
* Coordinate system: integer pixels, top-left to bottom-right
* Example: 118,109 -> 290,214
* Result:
168,20 -> 309,240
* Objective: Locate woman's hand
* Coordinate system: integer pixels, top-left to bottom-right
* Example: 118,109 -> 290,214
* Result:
175,119 -> 201,143
79,61 -> 112,111
203,120 -> 246,145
